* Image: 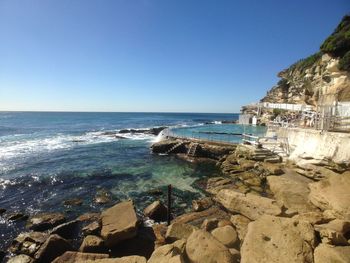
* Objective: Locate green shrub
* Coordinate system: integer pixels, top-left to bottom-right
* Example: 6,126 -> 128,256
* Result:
320,15 -> 350,57
339,50 -> 350,71
289,52 -> 322,72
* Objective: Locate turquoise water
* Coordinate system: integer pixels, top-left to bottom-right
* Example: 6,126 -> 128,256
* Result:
0,112 -> 265,249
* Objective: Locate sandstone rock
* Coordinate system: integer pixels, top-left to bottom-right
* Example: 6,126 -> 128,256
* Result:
148,241 -> 185,263
77,212 -> 100,222
230,214 -> 251,241
27,212 -> 66,231
9,232 -> 49,256
228,248 -> 240,263
79,235 -> 106,253
315,219 -> 350,245
237,159 -> 256,171
259,162 -> 284,175
95,188 -> 112,204
172,206 -> 230,228
292,211 -> 329,225
52,251 -> 109,263
217,219 -> 233,228
200,218 -> 218,232
151,223 -> 167,248
7,254 -> 34,263
100,200 -> 139,247
85,256 -> 147,263
143,201 -> 167,222
215,189 -> 281,220
51,220 -> 80,239
185,230 -> 234,263
309,172 -> 350,220
211,225 -> 238,248
192,197 -> 213,212
63,198 -> 83,206
82,221 -> 101,236
7,212 -> 28,221
267,172 -> 319,215
34,234 -> 72,263
206,177 -> 235,195
241,215 -> 316,263
314,243 -> 350,263
165,223 -> 197,242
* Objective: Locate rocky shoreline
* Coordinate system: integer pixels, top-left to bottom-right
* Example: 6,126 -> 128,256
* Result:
2,138 -> 350,263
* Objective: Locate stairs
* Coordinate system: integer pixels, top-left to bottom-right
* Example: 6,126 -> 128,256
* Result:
166,142 -> 184,154
187,143 -> 199,157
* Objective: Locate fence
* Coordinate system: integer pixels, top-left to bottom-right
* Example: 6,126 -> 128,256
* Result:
259,102 -> 313,112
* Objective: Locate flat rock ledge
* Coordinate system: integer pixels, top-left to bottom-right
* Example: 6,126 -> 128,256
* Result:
241,215 -> 316,263
215,189 -> 282,220
100,200 -> 139,247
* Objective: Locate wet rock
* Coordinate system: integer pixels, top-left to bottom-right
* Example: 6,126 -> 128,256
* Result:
165,223 -> 197,242
267,172 -> 319,215
0,208 -> 6,215
241,215 -> 316,263
186,230 -> 234,263
0,250 -> 5,262
51,220 -> 80,239
52,251 -> 109,263
77,212 -> 100,222
206,177 -> 235,195
82,221 -> 101,236
95,189 -> 112,204
27,212 -> 66,231
100,200 -> 139,247
215,189 -> 281,220
192,197 -> 213,212
309,171 -> 350,220
7,212 -> 28,221
143,201 -> 168,222
147,188 -> 163,196
151,140 -> 181,154
9,232 -> 49,256
201,218 -> 219,232
34,234 -> 72,263
314,243 -> 350,263
211,225 -> 239,248
63,198 -> 83,206
172,206 -> 230,228
148,240 -> 186,263
79,235 -> 106,253
315,219 -> 350,245
7,254 -> 34,263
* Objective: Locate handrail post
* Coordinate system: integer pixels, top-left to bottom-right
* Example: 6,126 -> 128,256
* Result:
167,184 -> 172,226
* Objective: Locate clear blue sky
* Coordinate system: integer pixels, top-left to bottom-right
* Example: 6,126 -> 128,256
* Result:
0,0 -> 348,113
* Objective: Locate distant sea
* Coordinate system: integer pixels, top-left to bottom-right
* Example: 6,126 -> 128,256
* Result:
0,111 -> 265,249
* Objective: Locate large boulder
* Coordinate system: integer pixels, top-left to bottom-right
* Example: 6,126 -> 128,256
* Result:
185,230 -> 234,263
34,234 -> 72,263
211,225 -> 239,248
7,254 -> 34,263
86,256 -> 147,263
314,219 -> 350,245
52,251 -> 109,263
143,201 -> 168,222
79,235 -> 107,253
148,239 -> 186,263
314,244 -> 350,263
230,215 -> 251,241
165,223 -> 197,242
9,232 -> 49,257
241,215 -> 316,263
100,200 -> 139,247
50,220 -> 80,239
215,189 -> 281,220
309,172 -> 350,220
192,197 -> 213,212
27,213 -> 66,231
267,172 -> 319,215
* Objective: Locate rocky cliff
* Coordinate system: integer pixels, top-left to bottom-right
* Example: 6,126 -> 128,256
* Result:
261,15 -> 350,106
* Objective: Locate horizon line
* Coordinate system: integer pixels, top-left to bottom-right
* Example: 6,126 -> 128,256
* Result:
0,110 -> 240,114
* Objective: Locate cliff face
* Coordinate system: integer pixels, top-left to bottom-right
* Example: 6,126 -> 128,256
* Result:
261,15 -> 350,106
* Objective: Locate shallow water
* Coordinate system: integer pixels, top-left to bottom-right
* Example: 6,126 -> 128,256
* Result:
0,112 -> 265,250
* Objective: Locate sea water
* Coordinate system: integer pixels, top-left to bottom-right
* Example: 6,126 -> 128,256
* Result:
0,112 -> 266,249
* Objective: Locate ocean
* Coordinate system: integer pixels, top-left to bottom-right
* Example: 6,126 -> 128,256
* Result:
0,111 -> 266,249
